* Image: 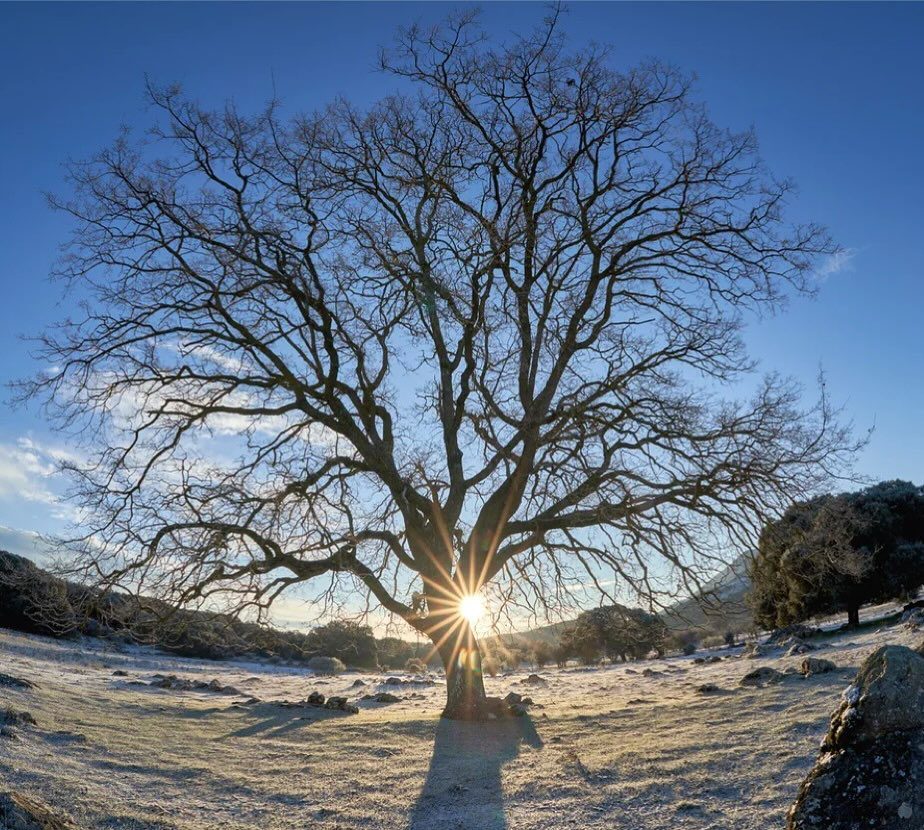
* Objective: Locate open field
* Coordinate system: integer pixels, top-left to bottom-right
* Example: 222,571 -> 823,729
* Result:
1,613 -> 918,830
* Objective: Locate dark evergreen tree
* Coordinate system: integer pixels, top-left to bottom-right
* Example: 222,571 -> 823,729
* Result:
750,481 -> 924,628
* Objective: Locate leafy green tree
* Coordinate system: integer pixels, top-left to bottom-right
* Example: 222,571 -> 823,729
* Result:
560,604 -> 666,663
750,481 -> 924,628
305,620 -> 378,668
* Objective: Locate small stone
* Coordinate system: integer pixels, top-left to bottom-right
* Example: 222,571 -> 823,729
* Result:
801,657 -> 837,677
898,803 -> 913,819
740,667 -> 785,687
307,691 -> 325,706
509,703 -> 528,717
503,692 -> 523,705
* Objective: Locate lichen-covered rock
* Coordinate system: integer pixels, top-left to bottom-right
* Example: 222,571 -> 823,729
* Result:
0,791 -> 79,829
740,667 -> 785,687
800,657 -> 837,676
788,645 -> 924,830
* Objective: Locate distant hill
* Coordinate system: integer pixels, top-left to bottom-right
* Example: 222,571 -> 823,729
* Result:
486,554 -> 754,652
661,554 -> 753,633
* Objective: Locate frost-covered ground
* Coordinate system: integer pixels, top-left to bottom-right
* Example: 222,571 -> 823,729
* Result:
1,609 -> 918,830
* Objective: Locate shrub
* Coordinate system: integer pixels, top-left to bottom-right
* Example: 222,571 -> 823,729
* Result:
682,642 -> 696,656
404,657 -> 426,674
482,656 -> 500,677
532,641 -> 553,667
307,655 -> 345,674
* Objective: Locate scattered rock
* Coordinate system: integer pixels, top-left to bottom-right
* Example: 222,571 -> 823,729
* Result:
2,708 -> 36,727
696,684 -> 721,694
0,726 -> 17,740
740,667 -> 785,687
111,670 -> 128,677
383,676 -> 436,687
743,643 -> 774,659
0,673 -> 35,691
350,679 -> 367,688
307,691 -> 325,706
900,607 -> 924,629
768,624 -> 822,644
148,674 -> 240,695
324,696 -> 358,714
0,791 -> 79,830
364,692 -> 400,704
785,639 -> 816,656
800,657 -> 837,676
503,692 -> 523,705
788,645 -> 924,829
522,673 -> 547,686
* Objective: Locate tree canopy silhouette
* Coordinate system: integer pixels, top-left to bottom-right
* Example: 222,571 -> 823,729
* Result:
24,11 -> 856,718
750,480 -> 924,629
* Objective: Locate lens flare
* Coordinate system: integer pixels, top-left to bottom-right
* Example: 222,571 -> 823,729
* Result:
458,593 -> 484,625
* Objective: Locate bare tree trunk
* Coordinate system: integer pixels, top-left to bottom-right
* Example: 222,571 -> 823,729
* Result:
847,603 -> 861,628
434,623 -> 488,720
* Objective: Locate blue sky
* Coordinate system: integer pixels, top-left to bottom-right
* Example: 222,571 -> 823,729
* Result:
0,2 -> 922,567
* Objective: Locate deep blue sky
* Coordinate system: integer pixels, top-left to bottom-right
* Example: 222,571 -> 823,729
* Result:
1,2 -> 922,554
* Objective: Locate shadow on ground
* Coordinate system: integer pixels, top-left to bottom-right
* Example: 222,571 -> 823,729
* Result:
225,702 -> 352,739
409,716 -> 543,830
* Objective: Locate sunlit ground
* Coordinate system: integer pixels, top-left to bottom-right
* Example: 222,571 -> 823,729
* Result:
0,609 -> 913,829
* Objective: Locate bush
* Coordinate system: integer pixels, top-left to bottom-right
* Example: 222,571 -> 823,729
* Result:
307,655 -> 345,674
482,656 -> 500,677
532,641 -> 553,667
682,642 -> 696,656
305,620 -> 378,669
404,657 -> 426,674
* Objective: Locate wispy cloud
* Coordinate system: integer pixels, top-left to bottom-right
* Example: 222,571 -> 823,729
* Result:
817,248 -> 857,280
0,437 -> 79,521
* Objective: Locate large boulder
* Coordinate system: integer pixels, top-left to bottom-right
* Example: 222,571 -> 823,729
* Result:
788,645 -> 924,829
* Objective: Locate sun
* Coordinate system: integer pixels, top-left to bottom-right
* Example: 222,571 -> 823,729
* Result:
458,593 -> 485,626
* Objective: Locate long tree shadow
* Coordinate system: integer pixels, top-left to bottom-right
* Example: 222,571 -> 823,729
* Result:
409,716 -> 543,830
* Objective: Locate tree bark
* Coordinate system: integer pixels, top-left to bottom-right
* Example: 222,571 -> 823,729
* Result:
847,604 -> 861,628
433,622 -> 488,720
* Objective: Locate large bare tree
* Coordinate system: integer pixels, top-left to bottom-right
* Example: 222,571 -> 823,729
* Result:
24,12 -> 855,718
